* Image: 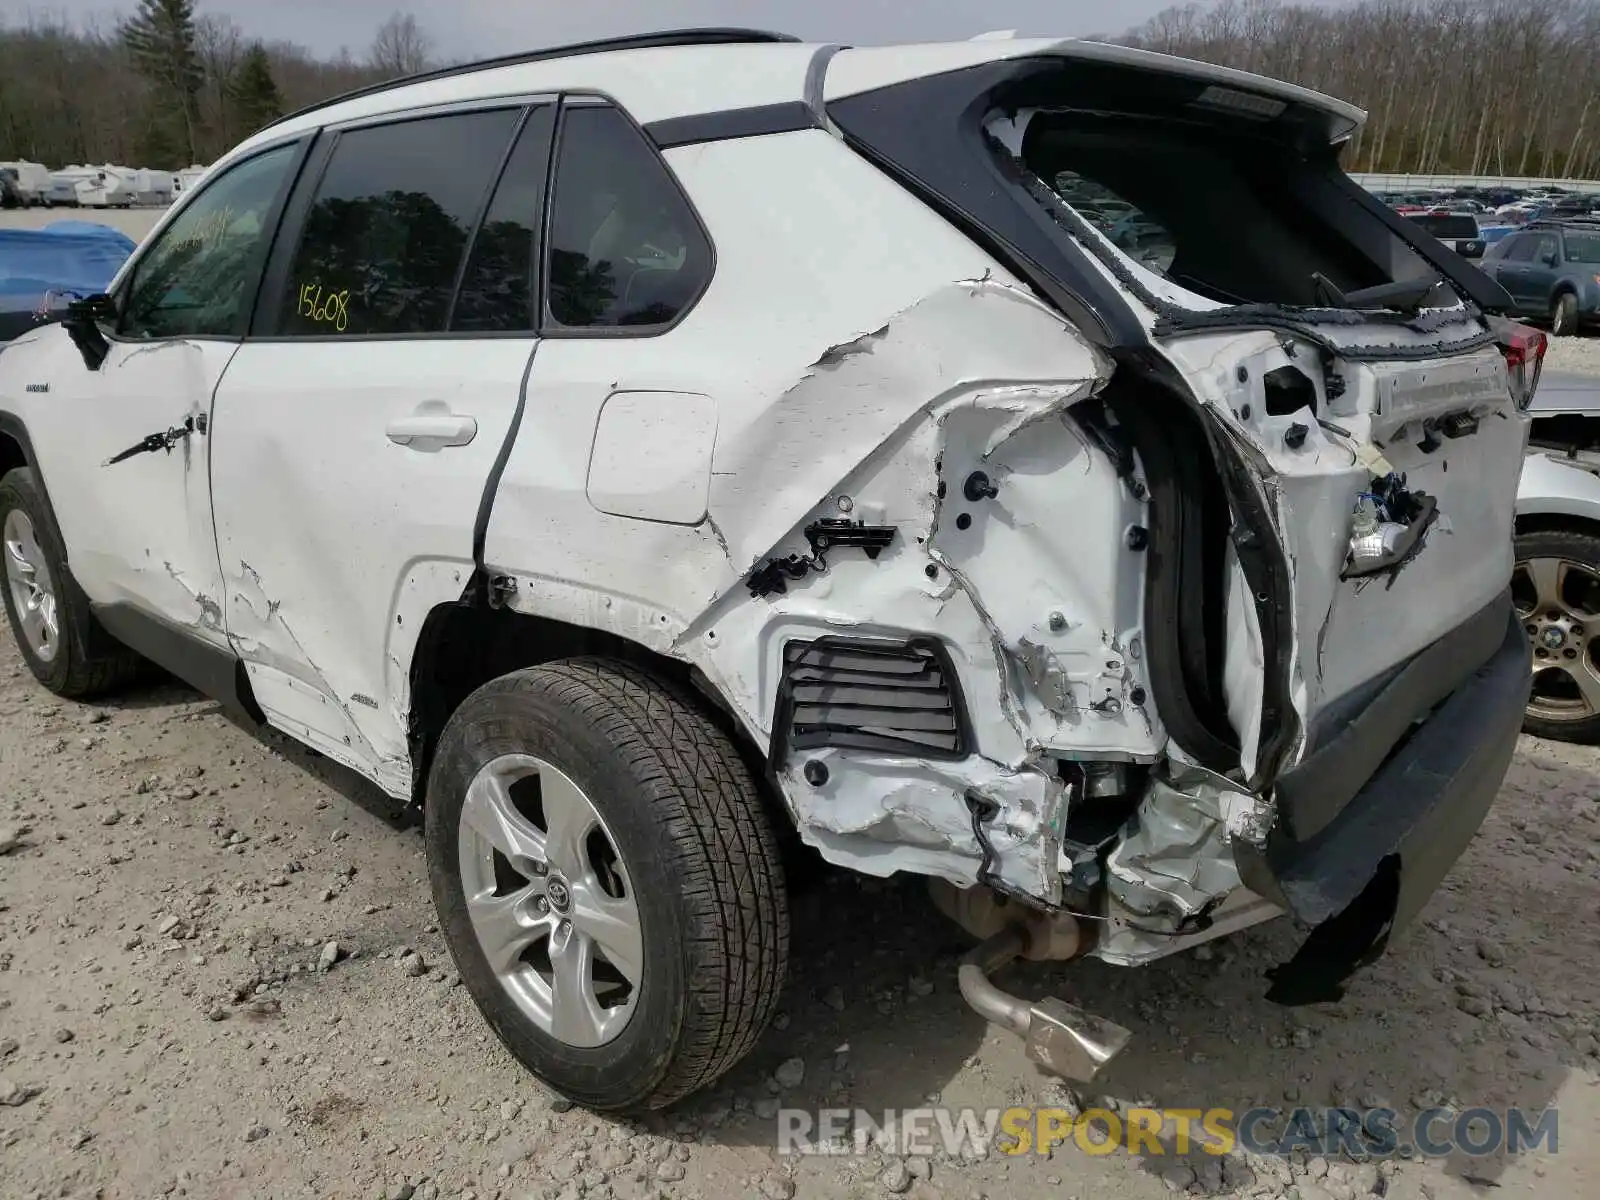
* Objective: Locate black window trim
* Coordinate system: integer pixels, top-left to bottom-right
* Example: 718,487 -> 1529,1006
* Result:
445,104 -> 538,332
107,134 -> 314,346
249,97 -> 556,343
537,91 -> 717,341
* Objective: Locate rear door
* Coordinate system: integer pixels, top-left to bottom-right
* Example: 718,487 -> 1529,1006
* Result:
1520,231 -> 1562,310
210,104 -> 555,792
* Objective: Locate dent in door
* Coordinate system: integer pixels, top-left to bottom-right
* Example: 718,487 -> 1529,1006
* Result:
229,558 -> 410,794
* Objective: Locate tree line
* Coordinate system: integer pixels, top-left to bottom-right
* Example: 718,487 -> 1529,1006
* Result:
1122,0 -> 1600,179
0,0 -> 432,168
4,0 -> 1600,180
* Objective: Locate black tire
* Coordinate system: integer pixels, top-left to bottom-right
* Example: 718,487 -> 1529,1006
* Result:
0,467 -> 142,698
1552,291 -> 1580,337
425,658 -> 789,1111
1514,527 -> 1600,743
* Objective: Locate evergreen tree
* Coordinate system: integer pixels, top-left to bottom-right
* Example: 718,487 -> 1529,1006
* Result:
120,0 -> 204,164
229,44 -> 283,134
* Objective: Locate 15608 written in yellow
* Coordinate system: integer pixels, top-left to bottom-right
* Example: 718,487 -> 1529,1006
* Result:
297,282 -> 350,332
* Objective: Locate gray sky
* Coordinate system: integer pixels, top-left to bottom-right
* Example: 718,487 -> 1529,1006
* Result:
6,1 -> 1172,61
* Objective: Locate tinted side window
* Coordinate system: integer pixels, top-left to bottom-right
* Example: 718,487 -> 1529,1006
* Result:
545,104 -> 711,330
1531,233 -> 1559,264
451,106 -> 555,333
122,144 -> 296,339
1501,235 -> 1535,262
279,109 -> 520,336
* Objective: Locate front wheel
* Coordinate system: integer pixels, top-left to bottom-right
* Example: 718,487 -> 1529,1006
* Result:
1514,528 -> 1600,742
0,468 -> 142,697
1552,291 -> 1581,337
425,658 -> 789,1111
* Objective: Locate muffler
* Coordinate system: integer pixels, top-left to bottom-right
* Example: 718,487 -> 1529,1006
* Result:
957,925 -> 1132,1082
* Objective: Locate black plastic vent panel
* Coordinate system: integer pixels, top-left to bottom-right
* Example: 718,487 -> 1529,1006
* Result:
772,636 -> 970,761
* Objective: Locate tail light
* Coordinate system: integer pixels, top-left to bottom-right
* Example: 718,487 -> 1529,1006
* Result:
1492,318 -> 1546,410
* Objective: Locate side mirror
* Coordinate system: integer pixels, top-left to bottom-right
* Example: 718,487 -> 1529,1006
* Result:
61,293 -> 115,372
1543,251 -> 1560,267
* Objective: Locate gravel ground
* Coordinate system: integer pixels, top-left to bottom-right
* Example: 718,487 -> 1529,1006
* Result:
2,629 -> 1599,1200
1544,336 -> 1600,378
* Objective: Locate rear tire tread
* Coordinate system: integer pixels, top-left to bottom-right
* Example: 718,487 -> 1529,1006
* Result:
439,658 -> 788,1109
533,660 -> 788,1105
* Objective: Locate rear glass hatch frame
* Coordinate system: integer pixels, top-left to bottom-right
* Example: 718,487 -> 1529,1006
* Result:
826,52 -> 1514,358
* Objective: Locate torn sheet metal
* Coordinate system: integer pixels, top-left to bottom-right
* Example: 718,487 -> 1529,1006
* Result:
660,275 -> 1185,901
230,558 -> 411,795
776,747 -> 1066,902
1157,330 -> 1524,776
1096,760 -> 1277,965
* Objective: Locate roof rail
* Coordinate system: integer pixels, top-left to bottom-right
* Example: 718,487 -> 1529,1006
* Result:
263,27 -> 800,132
1528,214 -> 1600,229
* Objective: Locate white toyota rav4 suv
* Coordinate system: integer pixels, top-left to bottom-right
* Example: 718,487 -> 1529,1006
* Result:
0,29 -> 1544,1111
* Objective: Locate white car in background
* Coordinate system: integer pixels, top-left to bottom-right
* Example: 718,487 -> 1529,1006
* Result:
1516,371 -> 1600,741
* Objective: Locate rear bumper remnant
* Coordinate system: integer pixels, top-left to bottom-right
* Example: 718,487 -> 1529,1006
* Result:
1240,593 -> 1530,1003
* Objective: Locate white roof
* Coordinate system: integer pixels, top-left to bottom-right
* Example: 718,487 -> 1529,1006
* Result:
238,41 -> 821,155
229,34 -> 1364,165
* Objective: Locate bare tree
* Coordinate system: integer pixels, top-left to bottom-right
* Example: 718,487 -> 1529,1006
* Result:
368,12 -> 432,79
1122,0 -> 1600,179
5,1 -> 1600,179
194,13 -> 245,156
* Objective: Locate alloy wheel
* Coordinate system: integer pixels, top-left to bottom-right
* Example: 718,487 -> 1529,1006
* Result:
457,754 -> 642,1048
1514,555 -> 1600,723
3,509 -> 59,664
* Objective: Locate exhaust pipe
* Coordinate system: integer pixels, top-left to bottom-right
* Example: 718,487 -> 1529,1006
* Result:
957,925 -> 1132,1082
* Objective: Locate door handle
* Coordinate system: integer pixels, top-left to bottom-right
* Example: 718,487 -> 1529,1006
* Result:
386,404 -> 478,448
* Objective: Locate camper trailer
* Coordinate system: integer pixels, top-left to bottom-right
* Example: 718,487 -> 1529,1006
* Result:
45,167 -> 96,207
0,162 -> 50,206
77,166 -> 138,208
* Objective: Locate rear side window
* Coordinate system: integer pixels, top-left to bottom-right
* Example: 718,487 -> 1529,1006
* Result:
1500,235 -> 1536,262
278,109 -> 520,336
545,104 -> 711,331
1410,215 -> 1479,240
451,106 -> 556,333
1566,232 -> 1600,264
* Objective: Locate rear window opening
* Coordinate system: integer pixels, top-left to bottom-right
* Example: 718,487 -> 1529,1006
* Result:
998,109 -> 1449,312
1407,214 -> 1481,241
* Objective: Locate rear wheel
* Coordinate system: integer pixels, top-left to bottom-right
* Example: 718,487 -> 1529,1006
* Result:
1513,528 -> 1600,742
1551,291 -> 1580,337
0,468 -> 142,697
425,658 -> 788,1111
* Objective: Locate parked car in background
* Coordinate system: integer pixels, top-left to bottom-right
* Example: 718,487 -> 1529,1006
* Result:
0,169 -> 23,209
1478,219 -> 1600,334
1403,209 -> 1485,258
1516,372 -> 1600,742
0,224 -> 137,347
0,223 -> 137,347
